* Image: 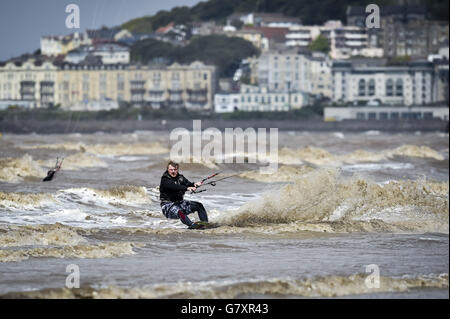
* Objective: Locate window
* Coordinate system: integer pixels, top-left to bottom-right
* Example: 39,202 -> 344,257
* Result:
395,79 -> 403,97
358,79 -> 366,96
379,112 -> 388,120
368,112 -> 377,120
386,79 -> 394,97
356,112 -> 365,120
390,112 -> 399,120
368,79 -> 375,96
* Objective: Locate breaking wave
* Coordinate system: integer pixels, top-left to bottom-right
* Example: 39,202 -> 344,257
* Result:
38,153 -> 107,170
0,223 -> 87,248
58,185 -> 151,206
0,154 -> 46,182
221,168 -> 449,233
275,145 -> 445,166
0,191 -> 54,209
38,153 -> 108,170
239,165 -> 314,183
21,142 -> 168,156
390,145 -> 445,160
0,223 -> 142,262
0,242 -> 142,263
2,273 -> 447,298
0,152 -> 108,183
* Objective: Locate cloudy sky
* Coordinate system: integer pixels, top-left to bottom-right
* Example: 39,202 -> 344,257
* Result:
0,0 -> 202,61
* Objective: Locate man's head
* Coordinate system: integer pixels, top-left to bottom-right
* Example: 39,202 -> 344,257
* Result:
167,161 -> 179,178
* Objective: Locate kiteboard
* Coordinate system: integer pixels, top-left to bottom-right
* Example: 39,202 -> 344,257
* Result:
188,221 -> 220,230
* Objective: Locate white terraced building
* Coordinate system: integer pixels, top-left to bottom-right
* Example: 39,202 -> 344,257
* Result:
215,84 -> 309,113
331,59 -> 446,106
285,20 -> 383,59
65,43 -> 130,64
324,106 -> 449,121
256,50 -> 333,98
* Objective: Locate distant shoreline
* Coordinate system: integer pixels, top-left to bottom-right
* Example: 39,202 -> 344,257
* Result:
0,119 -> 448,134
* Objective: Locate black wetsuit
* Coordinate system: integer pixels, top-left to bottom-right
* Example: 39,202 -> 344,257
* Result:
43,169 -> 57,182
159,171 -> 208,226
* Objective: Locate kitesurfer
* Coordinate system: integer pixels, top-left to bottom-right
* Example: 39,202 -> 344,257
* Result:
159,161 -> 209,229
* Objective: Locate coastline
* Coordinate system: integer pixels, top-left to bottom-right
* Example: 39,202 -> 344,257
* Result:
0,119 -> 448,134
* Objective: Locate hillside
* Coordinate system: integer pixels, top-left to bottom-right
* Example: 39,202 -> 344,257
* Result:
130,35 -> 260,78
121,0 -> 449,33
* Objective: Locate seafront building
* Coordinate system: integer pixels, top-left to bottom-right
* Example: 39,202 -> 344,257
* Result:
65,43 -> 130,65
0,58 -> 215,110
214,84 -> 309,113
346,5 -> 449,59
331,58 -> 448,106
256,50 -> 333,98
40,32 -> 92,57
2,8 -> 449,115
324,106 -> 449,121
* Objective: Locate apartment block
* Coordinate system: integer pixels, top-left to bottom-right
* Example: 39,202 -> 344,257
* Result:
347,5 -> 449,58
41,32 -> 91,57
215,84 -> 309,113
65,43 -> 130,65
0,58 -> 216,111
331,58 -> 446,106
256,49 -> 333,98
0,59 -> 58,108
285,21 -> 381,59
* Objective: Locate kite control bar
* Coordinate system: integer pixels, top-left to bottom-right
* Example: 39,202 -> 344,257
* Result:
190,171 -> 239,194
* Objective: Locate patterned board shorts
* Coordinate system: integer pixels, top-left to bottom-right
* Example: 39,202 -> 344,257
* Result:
161,200 -> 193,219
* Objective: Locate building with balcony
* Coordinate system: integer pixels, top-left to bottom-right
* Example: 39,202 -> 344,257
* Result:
41,32 -> 91,57
0,58 -> 58,108
256,49 -> 333,98
331,58 -> 446,106
215,84 -> 309,113
347,5 -> 449,58
285,21 -> 380,59
65,43 -> 130,65
0,58 -> 215,111
324,106 -> 449,121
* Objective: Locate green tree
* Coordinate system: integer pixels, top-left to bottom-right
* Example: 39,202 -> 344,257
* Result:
130,35 -> 260,78
308,35 -> 330,54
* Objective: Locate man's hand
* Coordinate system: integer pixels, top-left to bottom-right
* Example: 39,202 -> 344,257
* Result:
187,186 -> 197,192
194,182 -> 202,187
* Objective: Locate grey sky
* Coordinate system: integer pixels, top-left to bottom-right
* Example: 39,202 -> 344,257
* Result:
0,0 -> 202,61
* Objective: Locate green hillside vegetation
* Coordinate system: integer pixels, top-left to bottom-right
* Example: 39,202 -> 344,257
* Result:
122,0 -> 448,33
308,35 -> 330,54
131,35 -> 260,78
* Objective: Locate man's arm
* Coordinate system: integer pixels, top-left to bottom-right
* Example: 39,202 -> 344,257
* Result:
160,177 -> 189,192
180,176 -> 195,188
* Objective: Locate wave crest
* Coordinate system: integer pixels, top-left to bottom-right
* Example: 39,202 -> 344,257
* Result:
222,169 -> 449,233
2,273 -> 447,298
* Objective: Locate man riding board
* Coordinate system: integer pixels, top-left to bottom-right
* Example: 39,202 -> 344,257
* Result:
159,161 -> 209,229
